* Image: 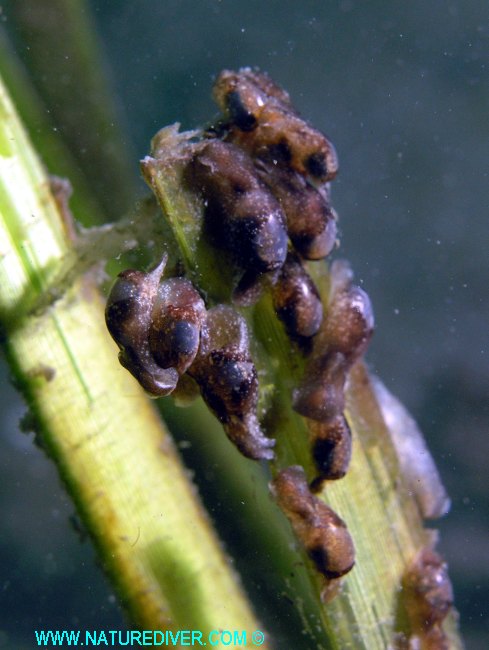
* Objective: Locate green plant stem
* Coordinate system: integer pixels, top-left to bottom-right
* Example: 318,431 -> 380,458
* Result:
0,73 -> 268,643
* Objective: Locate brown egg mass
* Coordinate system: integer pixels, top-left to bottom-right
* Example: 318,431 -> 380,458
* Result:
272,253 -> 323,340
189,305 -> 275,460
148,277 -> 206,376
189,140 -> 288,275
257,162 -> 338,260
309,414 -> 353,487
271,466 -> 355,580
105,257 -> 179,397
403,548 -> 453,638
214,68 -> 338,182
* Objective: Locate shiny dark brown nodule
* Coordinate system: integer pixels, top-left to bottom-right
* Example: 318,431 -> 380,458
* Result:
189,140 -> 288,274
309,414 -> 352,485
105,259 -> 179,396
272,253 -> 323,340
148,277 -> 207,376
189,305 -> 275,460
271,466 -> 355,580
293,262 -> 374,484
214,68 -> 338,183
189,139 -> 288,304
402,547 -> 453,650
105,257 -> 207,397
256,162 -> 338,261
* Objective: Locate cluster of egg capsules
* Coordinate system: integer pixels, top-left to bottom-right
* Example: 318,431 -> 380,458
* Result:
106,68 -> 454,631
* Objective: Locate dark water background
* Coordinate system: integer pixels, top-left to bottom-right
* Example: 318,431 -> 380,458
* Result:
1,2 -> 488,648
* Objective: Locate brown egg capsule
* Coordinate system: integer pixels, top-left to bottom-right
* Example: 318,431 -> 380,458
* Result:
227,107 -> 339,183
148,277 -> 206,375
293,262 -> 374,421
105,258 -> 178,396
318,260 -> 375,363
105,256 -> 206,397
271,466 -> 355,580
272,253 -> 323,339
292,263 -> 373,482
213,68 -> 292,131
309,414 -> 353,487
189,305 -> 274,460
403,548 -> 453,649
257,162 -> 338,260
214,68 -> 338,182
188,140 -> 288,301
293,351 -> 348,422
213,69 -> 264,132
